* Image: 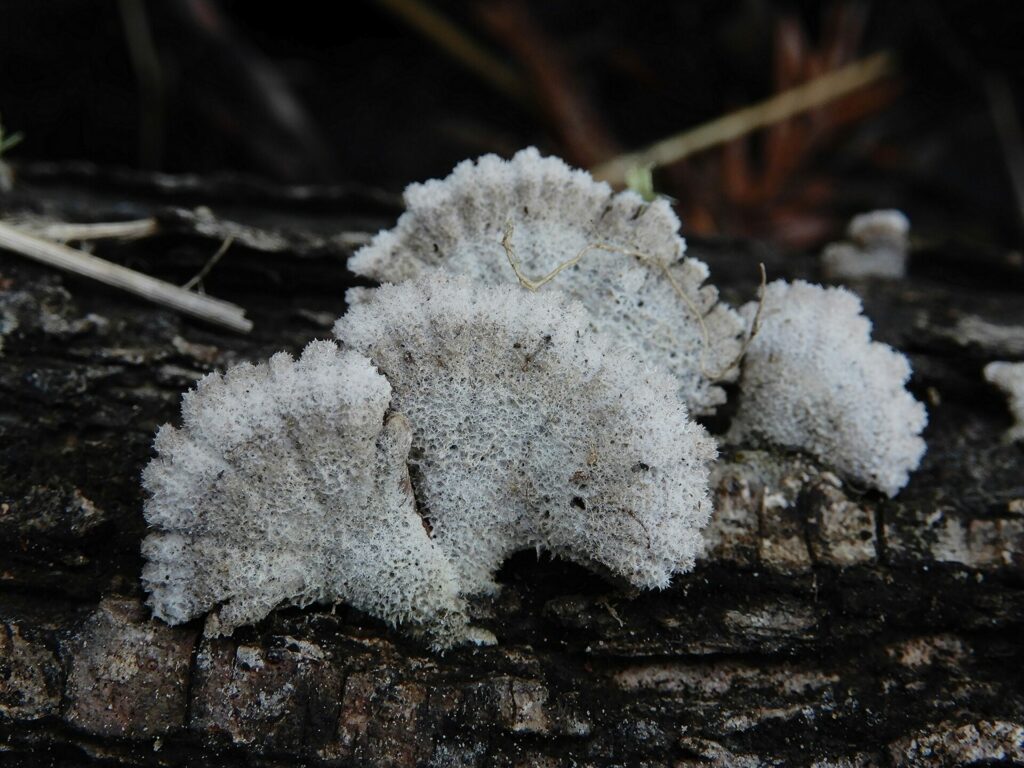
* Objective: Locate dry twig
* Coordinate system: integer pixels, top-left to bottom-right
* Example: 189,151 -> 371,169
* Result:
592,51 -> 896,186
986,73 -> 1024,230
476,0 -> 619,167
118,0 -> 164,168
0,221 -> 252,333
374,0 -> 532,107
12,217 -> 159,243
182,236 -> 235,291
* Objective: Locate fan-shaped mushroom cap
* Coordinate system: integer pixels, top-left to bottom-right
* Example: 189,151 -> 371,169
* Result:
142,340 -> 470,648
336,275 -> 718,595
348,147 -> 743,415
728,280 -> 927,497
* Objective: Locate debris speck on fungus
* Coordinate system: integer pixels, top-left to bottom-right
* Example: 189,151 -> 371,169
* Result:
335,275 -> 718,597
727,279 -> 928,497
347,147 -> 744,415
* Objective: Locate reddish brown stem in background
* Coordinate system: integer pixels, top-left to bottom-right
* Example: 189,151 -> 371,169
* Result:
476,0 -> 620,168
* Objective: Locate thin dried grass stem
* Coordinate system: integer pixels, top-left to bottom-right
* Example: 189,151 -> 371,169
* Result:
592,51 -> 896,185
182,235 -> 235,291
374,0 -> 532,107
0,221 -> 251,333
18,218 -> 159,242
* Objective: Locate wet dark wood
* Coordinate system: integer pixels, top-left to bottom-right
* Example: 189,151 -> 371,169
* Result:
0,165 -> 1022,767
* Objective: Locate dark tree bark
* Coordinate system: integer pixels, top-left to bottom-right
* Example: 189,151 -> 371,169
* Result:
0,164 -> 1022,767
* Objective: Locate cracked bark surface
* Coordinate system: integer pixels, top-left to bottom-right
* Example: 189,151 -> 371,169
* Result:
0,165 -> 1022,767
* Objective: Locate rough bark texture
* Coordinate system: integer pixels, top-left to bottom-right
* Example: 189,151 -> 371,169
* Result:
0,164 -> 1022,767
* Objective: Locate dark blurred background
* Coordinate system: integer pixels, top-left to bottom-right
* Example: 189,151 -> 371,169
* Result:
1,0 -> 1023,250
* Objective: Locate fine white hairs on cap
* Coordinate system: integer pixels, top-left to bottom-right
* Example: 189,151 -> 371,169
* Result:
347,147 -> 744,415
335,275 -> 718,596
727,279 -> 928,497
141,340 -> 471,648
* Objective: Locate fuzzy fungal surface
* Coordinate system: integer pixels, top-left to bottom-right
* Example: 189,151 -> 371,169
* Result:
348,147 -> 744,415
336,275 -> 717,597
728,279 -> 927,497
142,341 -> 470,647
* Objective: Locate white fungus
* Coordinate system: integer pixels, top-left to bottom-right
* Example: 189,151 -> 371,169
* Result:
141,150 -> 936,648
141,341 -> 471,648
821,209 -> 911,281
728,279 -> 928,497
984,361 -> 1024,443
335,275 -> 717,596
347,147 -> 744,415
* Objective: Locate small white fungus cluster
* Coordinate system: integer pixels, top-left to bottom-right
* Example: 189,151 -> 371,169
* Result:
336,276 -> 717,595
984,361 -> 1024,442
348,147 -> 744,415
142,341 -> 469,646
821,209 -> 911,281
728,280 -> 928,497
